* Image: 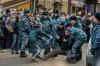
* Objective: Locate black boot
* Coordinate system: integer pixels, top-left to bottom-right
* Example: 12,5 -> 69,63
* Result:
11,52 -> 14,54
0,48 -> 2,50
15,52 -> 20,54
71,57 -> 76,64
20,51 -> 27,58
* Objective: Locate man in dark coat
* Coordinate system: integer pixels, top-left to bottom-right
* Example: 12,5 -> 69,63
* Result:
41,30 -> 74,63
28,24 -> 51,62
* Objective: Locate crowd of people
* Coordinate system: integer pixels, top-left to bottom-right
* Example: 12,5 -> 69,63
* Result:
0,8 -> 99,66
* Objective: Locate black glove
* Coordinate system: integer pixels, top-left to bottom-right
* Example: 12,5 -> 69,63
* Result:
90,48 -> 95,55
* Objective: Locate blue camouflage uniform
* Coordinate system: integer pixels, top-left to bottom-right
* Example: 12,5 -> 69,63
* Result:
51,15 -> 63,48
19,14 -> 31,54
38,15 -> 53,54
70,16 -> 82,29
38,16 -> 53,34
51,15 -> 62,27
91,24 -> 100,66
68,27 -> 87,58
53,23 -> 65,49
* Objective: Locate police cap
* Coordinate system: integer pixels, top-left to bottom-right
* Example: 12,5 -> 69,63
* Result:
70,16 -> 77,21
24,10 -> 30,14
65,22 -> 72,28
53,9 -> 59,13
43,11 -> 48,15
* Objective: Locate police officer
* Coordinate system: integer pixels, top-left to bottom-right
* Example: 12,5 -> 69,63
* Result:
38,11 -> 53,55
90,12 -> 100,66
65,23 -> 87,64
51,22 -> 65,50
51,9 -> 63,48
53,22 -> 65,45
70,16 -> 83,61
51,9 -> 62,26
19,10 -> 31,57
38,11 -> 53,34
28,24 -> 51,62
70,16 -> 82,29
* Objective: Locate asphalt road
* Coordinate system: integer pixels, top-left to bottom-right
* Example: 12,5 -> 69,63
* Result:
0,44 -> 87,66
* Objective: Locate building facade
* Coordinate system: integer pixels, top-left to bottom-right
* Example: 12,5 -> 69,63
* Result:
68,0 -> 85,16
86,0 -> 100,15
38,0 -> 68,13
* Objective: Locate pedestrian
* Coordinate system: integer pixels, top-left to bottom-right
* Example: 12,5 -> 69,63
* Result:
1,10 -> 9,49
61,12 -> 66,22
11,12 -> 19,54
90,12 -> 100,66
5,11 -> 15,49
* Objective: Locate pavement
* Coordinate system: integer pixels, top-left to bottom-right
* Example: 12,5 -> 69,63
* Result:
0,44 -> 87,66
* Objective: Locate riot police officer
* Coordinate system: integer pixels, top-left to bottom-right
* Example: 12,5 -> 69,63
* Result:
91,12 -> 100,66
38,11 -> 53,55
70,16 -> 82,29
51,9 -> 62,48
51,9 -> 62,26
19,10 -> 31,57
65,23 -> 87,64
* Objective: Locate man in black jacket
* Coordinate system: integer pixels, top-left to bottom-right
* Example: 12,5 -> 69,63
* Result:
42,30 -> 74,63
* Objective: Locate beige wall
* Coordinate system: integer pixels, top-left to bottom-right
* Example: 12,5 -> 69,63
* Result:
38,0 -> 68,13
1,0 -> 12,3
17,2 -> 30,10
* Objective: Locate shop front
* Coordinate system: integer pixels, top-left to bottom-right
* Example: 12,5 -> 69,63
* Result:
70,0 -> 85,16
